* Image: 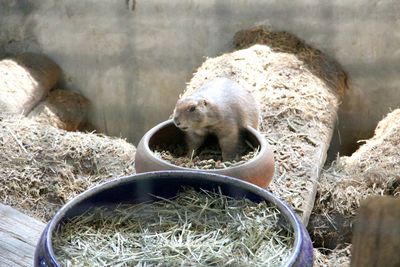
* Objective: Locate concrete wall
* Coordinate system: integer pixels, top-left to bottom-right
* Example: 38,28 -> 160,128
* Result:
1,0 -> 399,154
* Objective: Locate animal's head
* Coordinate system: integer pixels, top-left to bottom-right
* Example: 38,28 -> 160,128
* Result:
172,97 -> 209,130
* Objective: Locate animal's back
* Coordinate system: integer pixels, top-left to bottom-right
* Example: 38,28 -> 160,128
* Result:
194,78 -> 259,129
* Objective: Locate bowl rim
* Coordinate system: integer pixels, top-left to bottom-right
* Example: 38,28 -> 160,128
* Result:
140,119 -> 271,172
42,171 -> 306,267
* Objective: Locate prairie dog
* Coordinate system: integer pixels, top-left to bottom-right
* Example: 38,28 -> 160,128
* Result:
172,77 -> 259,160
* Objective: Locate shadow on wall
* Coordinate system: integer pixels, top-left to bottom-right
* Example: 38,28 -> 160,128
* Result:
0,1 -> 41,57
327,84 -> 374,162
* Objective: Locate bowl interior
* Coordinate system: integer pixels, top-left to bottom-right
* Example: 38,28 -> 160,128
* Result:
148,122 -> 260,155
59,172 -> 269,220
46,171 -> 303,266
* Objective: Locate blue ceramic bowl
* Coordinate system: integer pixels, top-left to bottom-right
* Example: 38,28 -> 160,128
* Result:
35,171 -> 313,266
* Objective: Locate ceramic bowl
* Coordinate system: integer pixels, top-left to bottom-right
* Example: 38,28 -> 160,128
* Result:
135,119 -> 275,188
35,171 -> 313,266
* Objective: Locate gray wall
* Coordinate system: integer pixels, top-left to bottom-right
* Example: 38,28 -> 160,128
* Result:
1,0 -> 399,155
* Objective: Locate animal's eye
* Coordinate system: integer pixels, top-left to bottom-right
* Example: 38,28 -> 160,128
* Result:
189,106 -> 196,112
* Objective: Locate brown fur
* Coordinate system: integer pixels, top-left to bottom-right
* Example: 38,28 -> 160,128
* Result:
173,77 -> 259,160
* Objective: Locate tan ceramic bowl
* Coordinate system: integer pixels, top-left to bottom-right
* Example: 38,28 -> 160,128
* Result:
135,120 -> 274,188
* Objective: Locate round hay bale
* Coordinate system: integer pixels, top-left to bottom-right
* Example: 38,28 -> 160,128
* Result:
309,109 -> 400,249
28,89 -> 90,131
233,26 -> 348,98
0,114 -> 136,221
181,27 -> 346,224
0,53 -> 61,115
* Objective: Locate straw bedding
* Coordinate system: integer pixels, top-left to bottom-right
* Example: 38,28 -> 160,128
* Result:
0,114 -> 136,221
154,143 -> 259,169
313,246 -> 351,267
53,188 -> 294,266
310,109 -> 400,252
181,26 -> 346,222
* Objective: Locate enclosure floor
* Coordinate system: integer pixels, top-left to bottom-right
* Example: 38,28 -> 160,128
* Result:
0,204 -> 45,267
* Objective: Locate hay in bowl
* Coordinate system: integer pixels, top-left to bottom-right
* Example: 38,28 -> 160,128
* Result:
135,121 -> 275,188
35,172 -> 313,266
153,139 -> 260,170
53,187 -> 293,266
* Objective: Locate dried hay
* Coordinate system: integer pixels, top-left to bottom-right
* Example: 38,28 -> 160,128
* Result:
182,26 -> 346,222
28,89 -> 90,131
310,109 -> 400,249
154,142 -> 259,169
0,114 -> 136,221
313,246 -> 351,267
53,188 -> 293,266
0,53 -> 61,114
234,26 -> 347,98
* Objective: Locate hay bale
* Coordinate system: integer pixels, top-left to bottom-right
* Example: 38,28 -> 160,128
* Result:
182,27 -> 345,223
0,114 -> 136,221
0,53 -> 61,115
309,109 -> 400,249
28,89 -> 90,131
233,26 -> 347,98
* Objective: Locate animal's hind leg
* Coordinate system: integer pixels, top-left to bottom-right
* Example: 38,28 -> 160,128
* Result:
218,128 -> 240,161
